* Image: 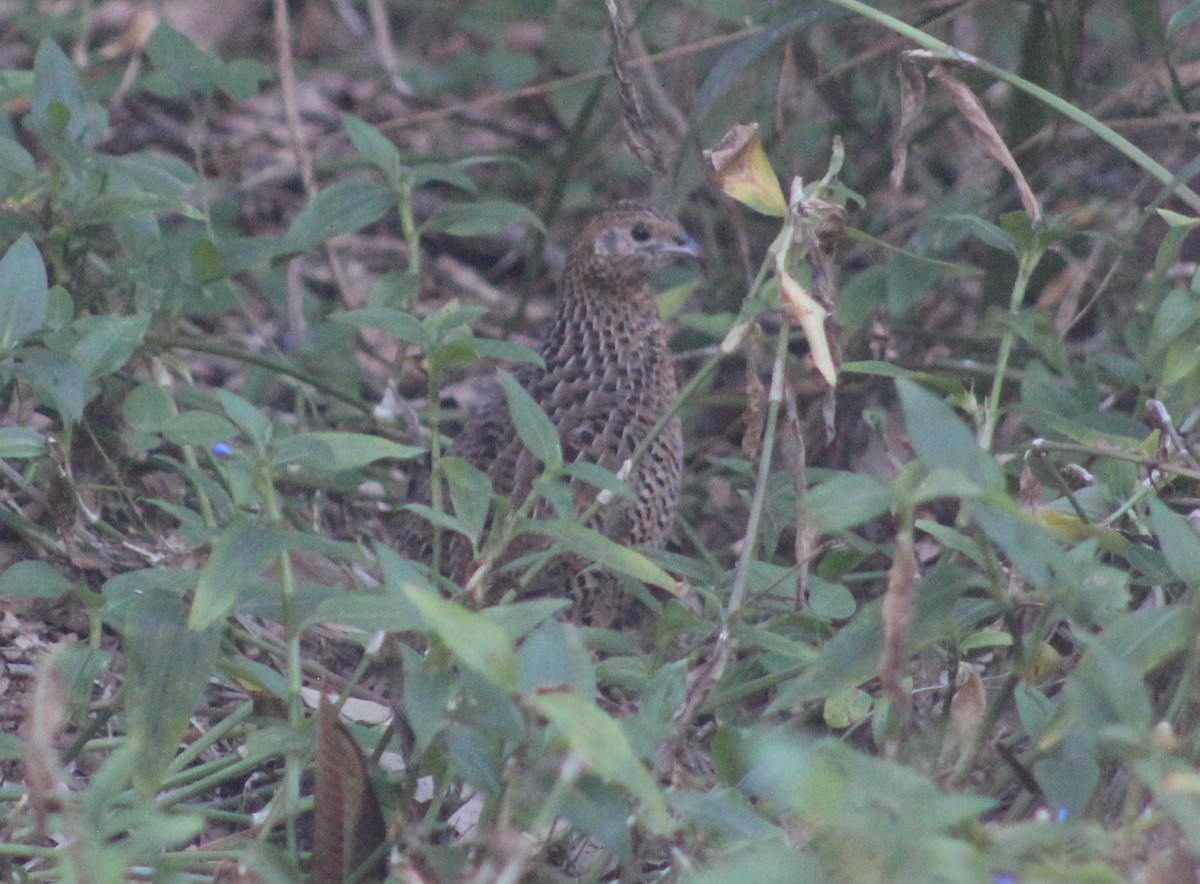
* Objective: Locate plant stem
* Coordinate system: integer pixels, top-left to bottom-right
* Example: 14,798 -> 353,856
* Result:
727,323 -> 791,617
258,464 -> 302,857
979,244 -> 1044,452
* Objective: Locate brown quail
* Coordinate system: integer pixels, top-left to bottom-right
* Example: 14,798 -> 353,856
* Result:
412,202 -> 700,625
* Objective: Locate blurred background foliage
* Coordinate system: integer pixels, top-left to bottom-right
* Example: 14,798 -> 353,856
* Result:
3,0 -> 1200,881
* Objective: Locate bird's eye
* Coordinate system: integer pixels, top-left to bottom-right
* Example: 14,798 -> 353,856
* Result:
631,222 -> 651,242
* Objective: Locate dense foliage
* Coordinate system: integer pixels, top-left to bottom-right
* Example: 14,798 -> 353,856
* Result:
3,1 -> 1200,881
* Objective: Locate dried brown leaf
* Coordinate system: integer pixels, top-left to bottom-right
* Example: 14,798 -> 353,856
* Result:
313,693 -> 388,884
741,323 -> 767,458
605,0 -> 665,177
929,63 -> 1041,222
891,52 -> 927,191
941,663 -> 986,775
879,515 -> 916,741
23,654 -> 68,838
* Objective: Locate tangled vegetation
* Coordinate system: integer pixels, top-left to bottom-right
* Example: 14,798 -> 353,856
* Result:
3,0 -> 1200,881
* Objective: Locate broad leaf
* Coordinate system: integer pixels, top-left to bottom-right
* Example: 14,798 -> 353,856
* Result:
272,432 -> 422,471
287,180 -> 395,251
0,234 -> 48,349
499,369 -> 561,469
534,692 -> 673,834
403,580 -> 518,690
124,589 -> 221,794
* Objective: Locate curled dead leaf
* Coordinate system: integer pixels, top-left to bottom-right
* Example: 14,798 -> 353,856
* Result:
703,123 -> 787,217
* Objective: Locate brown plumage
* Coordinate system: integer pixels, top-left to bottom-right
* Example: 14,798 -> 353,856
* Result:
408,202 -> 700,625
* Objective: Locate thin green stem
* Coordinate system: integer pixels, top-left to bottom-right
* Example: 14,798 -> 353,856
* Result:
1032,439 -> 1200,483
427,366 -> 447,583
726,324 -> 791,617
155,752 -> 276,809
398,183 -> 421,286
258,465 -> 302,858
167,701 -> 254,774
979,245 -> 1045,452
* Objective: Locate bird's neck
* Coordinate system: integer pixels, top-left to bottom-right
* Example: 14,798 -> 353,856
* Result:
543,276 -> 660,361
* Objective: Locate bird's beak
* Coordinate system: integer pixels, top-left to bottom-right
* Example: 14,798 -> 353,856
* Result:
661,233 -> 703,259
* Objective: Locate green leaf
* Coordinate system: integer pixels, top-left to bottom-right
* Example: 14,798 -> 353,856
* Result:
160,411 -> 240,448
402,580 -> 518,690
343,113 -> 402,180
217,390 -> 272,451
488,598 -> 573,642
939,213 -> 1019,258
0,234 -> 48,349
1149,498 -> 1200,587
408,158 -> 491,191
123,589 -> 221,794
802,472 -> 891,531
216,58 -> 272,101
0,427 -> 45,458
0,70 -> 34,106
1168,0 -> 1200,35
189,517 -> 291,630
402,503 -> 476,544
498,369 -> 561,469
440,456 -> 495,547
1032,755 -> 1098,821
912,467 -> 991,503
421,200 -> 544,237
562,461 -> 633,499
886,252 -> 944,318
123,383 -> 173,433
969,500 -> 1065,590
0,136 -> 36,175
70,314 -> 150,378
29,39 -> 107,149
14,349 -> 84,422
958,629 -> 1013,652
0,560 -> 71,599
332,307 -> 433,350
145,24 -> 224,96
534,692 -> 673,834
531,519 -> 675,591
897,379 -> 1004,491
272,432 -> 422,471
770,563 -> 981,709
190,237 -> 225,283
367,270 -> 420,308
1072,635 -> 1153,733
1163,335 -> 1200,386
0,734 -> 24,760
287,180 -> 395,251
823,686 -> 873,728
1096,604 -> 1191,675
518,618 -> 594,697
807,577 -> 856,620
310,588 -> 424,633
1149,288 -> 1200,349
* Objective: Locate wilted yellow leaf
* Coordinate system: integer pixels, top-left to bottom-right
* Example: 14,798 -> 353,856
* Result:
703,123 -> 787,217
